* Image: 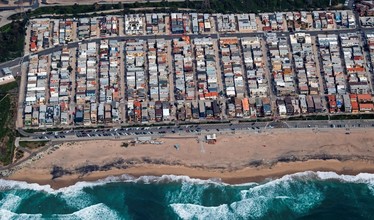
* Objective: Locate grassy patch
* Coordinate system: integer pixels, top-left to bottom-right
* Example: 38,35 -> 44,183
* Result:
287,115 -> 329,121
0,82 -> 18,165
14,149 -> 24,161
209,0 -> 345,13
19,141 -> 48,149
0,81 -> 18,95
0,96 -> 13,165
0,95 -> 11,137
9,0 -> 345,21
330,114 -> 374,120
0,20 -> 26,62
0,24 -> 12,33
31,3 -> 119,17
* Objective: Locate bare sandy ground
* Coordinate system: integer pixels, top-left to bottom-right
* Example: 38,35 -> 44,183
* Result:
7,128 -> 374,188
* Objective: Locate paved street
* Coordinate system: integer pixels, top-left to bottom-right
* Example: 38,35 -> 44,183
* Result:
3,25 -> 374,73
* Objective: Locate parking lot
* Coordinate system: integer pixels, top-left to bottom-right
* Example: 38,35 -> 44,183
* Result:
25,118 -> 374,142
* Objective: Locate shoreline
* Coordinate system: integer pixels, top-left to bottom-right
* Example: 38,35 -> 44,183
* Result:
7,159 -> 374,189
5,128 -> 374,189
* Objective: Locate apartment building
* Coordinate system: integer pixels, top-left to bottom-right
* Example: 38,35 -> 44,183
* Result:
125,14 -> 144,35
217,14 -> 237,32
170,13 -> 191,34
145,13 -> 167,34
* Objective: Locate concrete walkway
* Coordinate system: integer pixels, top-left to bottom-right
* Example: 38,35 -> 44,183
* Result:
14,137 -> 32,154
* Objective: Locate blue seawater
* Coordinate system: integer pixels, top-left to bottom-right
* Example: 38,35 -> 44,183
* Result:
1,171 -> 374,219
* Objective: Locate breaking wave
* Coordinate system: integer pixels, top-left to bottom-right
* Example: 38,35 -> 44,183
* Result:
0,203 -> 120,220
171,171 -> 374,219
1,172 -> 374,219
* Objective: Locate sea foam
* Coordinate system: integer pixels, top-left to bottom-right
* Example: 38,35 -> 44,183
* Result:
0,203 -> 121,220
0,179 -> 54,193
171,203 -> 235,220
170,171 -> 374,219
70,203 -> 122,219
2,171 -> 374,194
171,171 -> 328,220
0,209 -> 43,220
0,194 -> 22,211
315,171 -> 374,183
2,172 -> 374,219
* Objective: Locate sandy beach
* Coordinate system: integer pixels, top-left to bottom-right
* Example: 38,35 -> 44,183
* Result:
6,128 -> 374,188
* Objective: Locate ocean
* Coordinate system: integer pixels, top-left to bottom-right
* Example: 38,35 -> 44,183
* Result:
1,171 -> 374,220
